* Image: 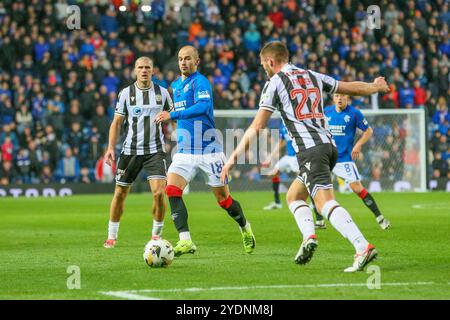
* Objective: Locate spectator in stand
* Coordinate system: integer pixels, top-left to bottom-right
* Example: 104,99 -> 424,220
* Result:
56,147 -> 80,183
1,136 -> 13,162
413,80 -> 427,108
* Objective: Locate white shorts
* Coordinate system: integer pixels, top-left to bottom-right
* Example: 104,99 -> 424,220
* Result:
274,155 -> 299,173
332,161 -> 361,183
168,152 -> 227,187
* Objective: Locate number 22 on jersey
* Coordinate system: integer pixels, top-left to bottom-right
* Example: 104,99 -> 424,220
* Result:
290,88 -> 322,120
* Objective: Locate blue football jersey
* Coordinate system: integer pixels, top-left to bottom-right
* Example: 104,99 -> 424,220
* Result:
170,71 -> 222,154
324,105 -> 369,162
280,124 -> 296,156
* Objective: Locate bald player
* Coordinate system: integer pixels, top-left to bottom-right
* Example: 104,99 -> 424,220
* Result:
155,46 -> 255,256
104,56 -> 172,248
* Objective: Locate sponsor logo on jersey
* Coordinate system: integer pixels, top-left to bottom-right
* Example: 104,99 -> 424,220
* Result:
174,100 -> 187,109
198,90 -> 211,99
133,107 -> 142,116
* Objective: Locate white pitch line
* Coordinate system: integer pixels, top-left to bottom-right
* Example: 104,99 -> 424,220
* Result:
100,291 -> 160,300
99,282 -> 439,299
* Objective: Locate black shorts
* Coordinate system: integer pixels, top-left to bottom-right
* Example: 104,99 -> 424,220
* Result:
115,152 -> 167,186
296,143 -> 338,198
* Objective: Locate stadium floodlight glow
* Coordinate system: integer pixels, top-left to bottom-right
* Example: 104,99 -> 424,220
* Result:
141,5 -> 151,12
119,5 -> 127,12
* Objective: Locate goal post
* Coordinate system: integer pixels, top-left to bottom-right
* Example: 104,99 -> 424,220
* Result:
213,108 -> 427,192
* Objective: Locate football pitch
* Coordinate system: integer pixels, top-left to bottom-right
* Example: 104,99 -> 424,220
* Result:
1,191 -> 449,300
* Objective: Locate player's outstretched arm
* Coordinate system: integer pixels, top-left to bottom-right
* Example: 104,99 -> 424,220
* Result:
105,114 -> 124,166
220,109 -> 273,183
337,77 -> 390,96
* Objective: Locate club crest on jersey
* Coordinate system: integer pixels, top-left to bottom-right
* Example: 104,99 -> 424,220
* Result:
344,115 -> 351,123
133,107 -> 142,116
155,94 -> 162,103
183,84 -> 190,92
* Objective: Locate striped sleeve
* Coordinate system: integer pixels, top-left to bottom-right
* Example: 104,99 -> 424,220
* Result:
258,80 -> 278,112
309,70 -> 338,94
114,88 -> 127,116
162,87 -> 173,112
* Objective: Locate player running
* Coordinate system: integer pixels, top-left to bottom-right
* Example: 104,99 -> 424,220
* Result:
313,93 -> 391,230
262,123 -> 299,210
221,41 -> 390,272
155,45 -> 255,257
104,56 -> 172,248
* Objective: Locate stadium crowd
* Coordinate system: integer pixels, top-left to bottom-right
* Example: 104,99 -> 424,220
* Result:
0,0 -> 449,189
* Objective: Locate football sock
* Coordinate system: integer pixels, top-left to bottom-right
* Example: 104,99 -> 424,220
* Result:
166,185 -> 189,234
108,221 -> 120,240
272,176 -> 281,204
152,219 -> 164,237
310,198 -> 323,222
358,189 -> 382,218
321,200 -> 369,254
288,200 -> 316,241
179,231 -> 191,241
218,195 -> 247,228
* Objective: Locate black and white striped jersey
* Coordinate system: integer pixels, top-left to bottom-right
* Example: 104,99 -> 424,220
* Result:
115,82 -> 173,155
259,64 -> 338,153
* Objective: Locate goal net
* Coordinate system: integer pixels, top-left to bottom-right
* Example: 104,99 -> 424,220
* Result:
206,109 -> 427,193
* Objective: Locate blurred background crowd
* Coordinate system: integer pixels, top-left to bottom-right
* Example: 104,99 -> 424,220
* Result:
0,0 -> 448,189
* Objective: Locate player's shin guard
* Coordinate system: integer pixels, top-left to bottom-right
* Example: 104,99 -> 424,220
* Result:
272,176 -> 281,204
288,200 -> 315,240
218,196 -> 247,228
358,189 -> 382,218
166,185 -> 189,233
321,200 -> 369,254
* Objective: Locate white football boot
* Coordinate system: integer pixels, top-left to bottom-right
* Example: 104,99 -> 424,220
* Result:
344,244 -> 378,273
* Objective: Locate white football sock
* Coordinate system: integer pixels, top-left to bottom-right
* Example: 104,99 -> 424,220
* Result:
108,221 -> 120,240
321,200 -> 369,253
240,221 -> 251,232
289,200 -> 316,241
152,220 -> 164,237
179,231 -> 191,241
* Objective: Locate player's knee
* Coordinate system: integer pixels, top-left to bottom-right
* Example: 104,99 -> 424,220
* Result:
286,192 -> 306,205
165,185 -> 183,198
114,187 -> 129,201
152,188 -> 165,200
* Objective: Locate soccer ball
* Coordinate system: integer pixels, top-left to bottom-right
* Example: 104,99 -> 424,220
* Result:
143,238 -> 174,268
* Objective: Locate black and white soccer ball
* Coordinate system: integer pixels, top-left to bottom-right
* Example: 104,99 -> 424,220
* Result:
143,238 -> 174,268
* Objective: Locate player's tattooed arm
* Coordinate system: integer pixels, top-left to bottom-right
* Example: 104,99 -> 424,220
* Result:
337,77 -> 390,96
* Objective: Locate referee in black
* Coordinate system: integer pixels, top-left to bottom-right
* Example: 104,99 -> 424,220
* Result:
103,56 -> 173,248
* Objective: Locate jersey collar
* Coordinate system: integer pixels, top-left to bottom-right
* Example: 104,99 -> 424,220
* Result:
135,81 -> 153,91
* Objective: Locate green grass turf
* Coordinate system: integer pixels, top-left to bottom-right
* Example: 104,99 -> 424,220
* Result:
0,191 -> 449,300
